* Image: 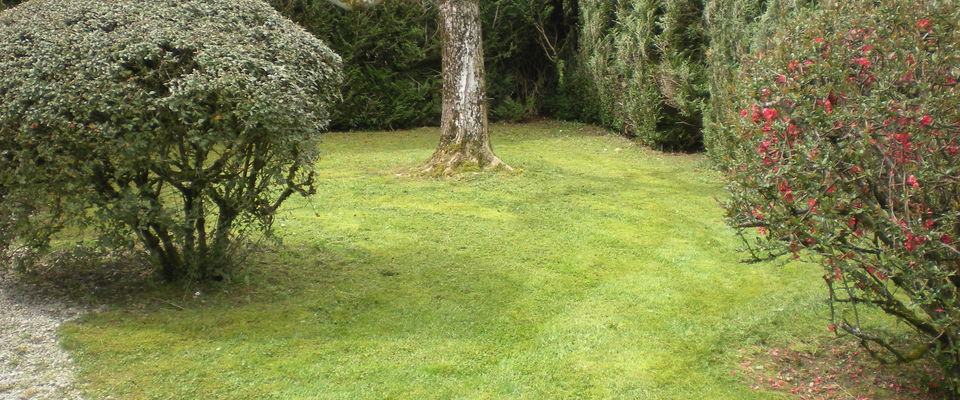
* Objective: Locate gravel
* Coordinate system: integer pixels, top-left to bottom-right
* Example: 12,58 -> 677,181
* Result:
0,273 -> 88,400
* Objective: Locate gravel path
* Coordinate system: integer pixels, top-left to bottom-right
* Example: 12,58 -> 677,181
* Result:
0,273 -> 87,400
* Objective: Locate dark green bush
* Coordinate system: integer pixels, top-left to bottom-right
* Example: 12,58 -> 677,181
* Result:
573,0 -> 707,151
0,0 -> 342,281
270,0 -> 441,130
0,0 -> 24,11
269,0 -> 574,130
717,0 -> 960,389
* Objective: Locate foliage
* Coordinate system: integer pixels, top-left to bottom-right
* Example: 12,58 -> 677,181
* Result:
573,0 -> 708,151
702,0 -> 816,160
269,0 -> 575,130
270,0 -> 440,130
0,0 -> 22,11
0,0 -> 342,281
717,0 -> 960,389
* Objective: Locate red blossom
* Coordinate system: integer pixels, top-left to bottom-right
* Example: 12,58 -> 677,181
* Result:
853,57 -> 872,67
828,324 -> 838,332
762,108 -> 778,120
904,233 -> 926,251
814,37 -> 824,43
942,235 -> 954,244
946,142 -> 959,156
920,114 -> 932,126
907,175 -> 920,188
917,19 -> 930,29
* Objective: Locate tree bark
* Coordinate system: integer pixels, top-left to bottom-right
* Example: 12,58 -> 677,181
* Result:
423,0 -> 510,175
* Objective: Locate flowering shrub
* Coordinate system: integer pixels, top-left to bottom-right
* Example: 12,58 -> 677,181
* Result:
0,0 -> 342,281
717,0 -> 960,390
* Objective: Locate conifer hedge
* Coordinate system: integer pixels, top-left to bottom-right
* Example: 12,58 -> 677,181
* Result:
572,0 -> 708,151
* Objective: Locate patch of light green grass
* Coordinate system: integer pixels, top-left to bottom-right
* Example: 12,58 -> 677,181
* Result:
61,121 -> 830,399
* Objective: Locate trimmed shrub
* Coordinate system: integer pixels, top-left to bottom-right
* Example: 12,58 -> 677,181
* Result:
574,0 -> 707,151
0,0 -> 342,281
717,0 -> 960,389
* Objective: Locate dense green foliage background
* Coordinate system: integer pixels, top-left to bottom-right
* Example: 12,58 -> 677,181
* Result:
262,0 -> 714,151
268,0 -> 577,131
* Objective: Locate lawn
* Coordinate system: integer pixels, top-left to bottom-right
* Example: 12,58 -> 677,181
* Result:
61,121 -> 830,399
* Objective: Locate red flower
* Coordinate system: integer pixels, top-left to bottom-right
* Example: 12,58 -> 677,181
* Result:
740,109 -> 748,117
828,324 -> 838,332
847,217 -> 857,228
814,37 -> 824,43
762,108 -> 778,120
920,114 -> 932,126
758,226 -> 767,235
947,142 -> 959,156
907,175 -> 920,188
825,99 -> 833,113
942,235 -> 954,244
853,57 -> 872,67
917,19 -> 931,29
861,45 -> 874,54
808,198 -> 817,208
777,75 -> 787,83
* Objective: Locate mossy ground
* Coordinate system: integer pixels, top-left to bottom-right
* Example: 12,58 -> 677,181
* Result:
61,121 -> 840,399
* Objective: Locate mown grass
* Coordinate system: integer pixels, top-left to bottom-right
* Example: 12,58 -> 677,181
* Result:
61,121 -> 831,399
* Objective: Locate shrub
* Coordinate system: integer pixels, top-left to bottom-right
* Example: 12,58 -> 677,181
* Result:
0,0 -> 342,281
0,0 -> 24,11
717,0 -> 960,389
702,0 -> 814,160
574,0 -> 707,151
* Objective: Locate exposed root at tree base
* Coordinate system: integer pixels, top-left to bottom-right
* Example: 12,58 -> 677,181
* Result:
420,151 -> 513,177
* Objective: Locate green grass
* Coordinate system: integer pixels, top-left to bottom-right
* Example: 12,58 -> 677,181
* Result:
61,121 -> 831,399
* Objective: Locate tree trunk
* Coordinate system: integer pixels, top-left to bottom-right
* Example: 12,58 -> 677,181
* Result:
423,0 -> 510,175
